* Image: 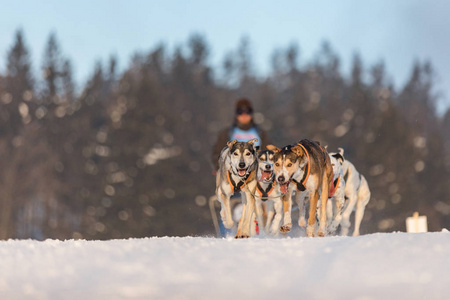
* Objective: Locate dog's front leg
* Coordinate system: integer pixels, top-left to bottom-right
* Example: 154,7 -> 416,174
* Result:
353,183 -> 370,236
280,191 -> 293,233
307,190 -> 319,237
243,190 -> 256,237
236,199 -> 247,238
327,190 -> 344,234
217,189 -> 234,229
326,199 -> 334,222
265,200 -> 274,233
254,198 -> 264,235
236,190 -> 255,238
317,173 -> 330,237
270,199 -> 283,235
296,191 -> 307,228
340,190 -> 357,236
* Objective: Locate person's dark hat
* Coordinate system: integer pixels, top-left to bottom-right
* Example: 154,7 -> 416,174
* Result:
235,98 -> 253,115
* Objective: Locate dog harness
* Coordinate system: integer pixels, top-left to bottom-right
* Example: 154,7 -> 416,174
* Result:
227,170 -> 254,193
291,143 -> 311,191
256,181 -> 275,201
328,174 -> 341,198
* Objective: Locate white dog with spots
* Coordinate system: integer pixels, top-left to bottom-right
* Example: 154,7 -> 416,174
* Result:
325,152 -> 346,234
328,148 -> 371,236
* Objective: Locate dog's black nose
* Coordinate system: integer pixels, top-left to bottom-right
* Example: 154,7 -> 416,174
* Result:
265,164 -> 271,170
239,162 -> 246,168
278,176 -> 285,183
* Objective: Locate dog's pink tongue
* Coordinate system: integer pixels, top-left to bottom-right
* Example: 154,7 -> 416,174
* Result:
280,183 -> 288,194
262,171 -> 271,181
238,169 -> 246,176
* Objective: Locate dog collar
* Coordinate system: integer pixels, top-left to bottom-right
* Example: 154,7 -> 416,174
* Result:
291,143 -> 310,191
256,181 -> 274,201
227,170 -> 254,193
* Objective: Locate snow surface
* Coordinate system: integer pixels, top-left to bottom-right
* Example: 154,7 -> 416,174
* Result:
1,231 -> 450,300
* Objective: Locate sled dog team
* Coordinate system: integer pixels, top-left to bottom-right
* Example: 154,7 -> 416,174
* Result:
215,138 -> 371,238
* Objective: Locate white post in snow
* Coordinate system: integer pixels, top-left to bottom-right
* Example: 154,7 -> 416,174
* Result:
406,212 -> 428,233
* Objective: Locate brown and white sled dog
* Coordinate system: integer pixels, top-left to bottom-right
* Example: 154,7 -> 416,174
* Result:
254,149 -> 284,235
216,139 -> 258,238
325,152 -> 346,234
267,140 -> 334,237
329,148 -> 371,236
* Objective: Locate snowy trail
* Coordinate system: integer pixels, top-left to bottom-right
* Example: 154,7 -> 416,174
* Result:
1,232 -> 449,300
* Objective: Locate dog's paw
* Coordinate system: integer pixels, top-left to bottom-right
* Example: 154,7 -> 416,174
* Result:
235,234 -> 250,239
317,230 -> 326,237
298,218 -> 306,228
327,224 -> 337,234
223,220 -> 235,229
340,218 -> 351,229
340,228 -> 349,236
280,223 -> 292,233
306,226 -> 315,237
269,225 -> 279,235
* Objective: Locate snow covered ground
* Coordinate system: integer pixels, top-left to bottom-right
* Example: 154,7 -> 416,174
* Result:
1,231 -> 449,300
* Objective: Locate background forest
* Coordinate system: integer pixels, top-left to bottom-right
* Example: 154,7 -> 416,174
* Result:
1,30 -> 450,240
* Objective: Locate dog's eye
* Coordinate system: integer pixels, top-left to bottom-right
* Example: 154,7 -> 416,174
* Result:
245,152 -> 250,156
233,152 -> 238,156
287,163 -> 292,168
275,163 -> 280,167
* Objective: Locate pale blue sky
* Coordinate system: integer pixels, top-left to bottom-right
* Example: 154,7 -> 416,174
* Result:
1,1 -> 450,112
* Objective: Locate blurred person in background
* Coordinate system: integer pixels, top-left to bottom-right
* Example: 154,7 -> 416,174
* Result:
211,98 -> 271,237
212,98 -> 270,169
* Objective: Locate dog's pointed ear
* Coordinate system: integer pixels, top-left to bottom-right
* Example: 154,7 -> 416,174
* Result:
338,147 -> 345,157
266,144 -> 281,153
332,153 -> 344,164
248,138 -> 258,146
324,145 -> 328,150
255,145 -> 260,151
247,139 -> 259,153
227,140 -> 237,149
291,145 -> 304,157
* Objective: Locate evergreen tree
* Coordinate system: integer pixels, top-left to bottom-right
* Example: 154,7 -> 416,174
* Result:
42,32 -> 63,102
3,29 -> 34,134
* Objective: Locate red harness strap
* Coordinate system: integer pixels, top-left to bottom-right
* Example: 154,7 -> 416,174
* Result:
328,174 -> 341,198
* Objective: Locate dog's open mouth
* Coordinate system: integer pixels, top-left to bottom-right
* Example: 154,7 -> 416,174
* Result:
238,168 -> 248,176
260,169 -> 273,182
280,182 -> 289,194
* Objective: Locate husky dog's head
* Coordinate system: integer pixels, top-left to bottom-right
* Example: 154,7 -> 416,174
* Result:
257,149 -> 274,182
227,139 -> 258,177
328,151 -> 345,180
266,144 -> 308,194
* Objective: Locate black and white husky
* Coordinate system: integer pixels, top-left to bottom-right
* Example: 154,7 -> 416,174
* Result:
254,149 -> 284,235
329,148 -> 371,236
215,139 -> 258,238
